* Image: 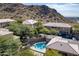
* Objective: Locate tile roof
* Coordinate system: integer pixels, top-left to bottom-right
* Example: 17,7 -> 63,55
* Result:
0,28 -> 13,36
46,36 -> 79,55
0,19 -> 15,23
43,22 -> 71,28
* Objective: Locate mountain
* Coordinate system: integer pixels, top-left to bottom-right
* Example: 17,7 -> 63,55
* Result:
66,17 -> 79,23
0,3 -> 73,23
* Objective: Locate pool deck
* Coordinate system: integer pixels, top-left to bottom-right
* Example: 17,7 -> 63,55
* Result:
30,49 -> 44,56
30,46 -> 46,53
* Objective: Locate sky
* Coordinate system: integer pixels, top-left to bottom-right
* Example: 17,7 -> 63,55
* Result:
46,3 -> 79,17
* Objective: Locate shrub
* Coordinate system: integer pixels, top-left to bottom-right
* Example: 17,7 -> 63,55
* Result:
16,49 -> 34,56
50,29 -> 59,35
45,49 -> 62,56
0,36 -> 21,56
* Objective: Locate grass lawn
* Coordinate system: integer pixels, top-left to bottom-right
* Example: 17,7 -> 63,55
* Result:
45,49 -> 63,56
16,48 -> 34,56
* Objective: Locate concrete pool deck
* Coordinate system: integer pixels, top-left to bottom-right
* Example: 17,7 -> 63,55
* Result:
30,49 -> 44,56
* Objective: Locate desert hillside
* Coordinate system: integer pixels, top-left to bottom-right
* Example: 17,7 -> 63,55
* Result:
0,3 -> 73,23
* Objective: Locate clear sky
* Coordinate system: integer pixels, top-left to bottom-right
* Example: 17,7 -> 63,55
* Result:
25,3 -> 79,17
46,3 -> 79,17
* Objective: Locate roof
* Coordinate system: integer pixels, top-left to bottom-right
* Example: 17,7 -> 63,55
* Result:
43,22 -> 71,28
23,19 -> 37,25
0,19 -> 15,23
0,28 -> 13,36
39,34 -> 55,39
46,36 -> 79,55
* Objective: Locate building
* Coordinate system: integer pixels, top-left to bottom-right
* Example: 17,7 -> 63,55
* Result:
0,19 -> 15,28
46,36 -> 79,56
22,19 -> 37,27
0,28 -> 13,39
43,22 -> 72,38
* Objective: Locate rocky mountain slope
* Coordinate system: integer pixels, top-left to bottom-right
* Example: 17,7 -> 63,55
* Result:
0,3 -> 73,23
66,17 -> 79,23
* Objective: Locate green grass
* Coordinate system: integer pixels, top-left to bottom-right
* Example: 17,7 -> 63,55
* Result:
45,49 -> 63,56
16,49 -> 34,56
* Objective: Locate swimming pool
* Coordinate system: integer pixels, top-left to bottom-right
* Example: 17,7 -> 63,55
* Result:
30,42 -> 46,53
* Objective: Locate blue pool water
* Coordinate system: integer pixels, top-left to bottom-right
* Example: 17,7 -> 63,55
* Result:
32,42 -> 46,53
34,42 -> 46,49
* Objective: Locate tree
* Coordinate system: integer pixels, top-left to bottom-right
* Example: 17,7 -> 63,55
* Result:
8,22 -> 37,36
16,19 -> 23,23
35,20 -> 44,33
50,29 -> 59,35
72,24 -> 79,40
8,22 -> 21,35
73,24 -> 79,32
16,49 -> 34,56
0,36 -> 21,56
39,27 -> 50,34
8,22 -> 37,45
35,20 -> 59,35
0,36 -> 34,56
